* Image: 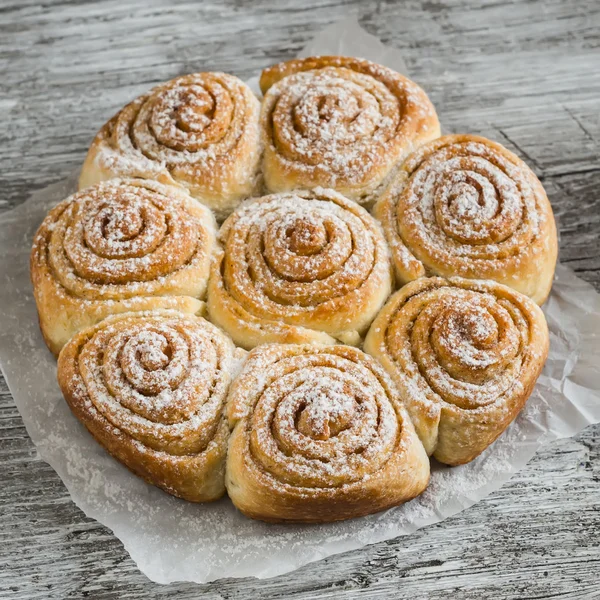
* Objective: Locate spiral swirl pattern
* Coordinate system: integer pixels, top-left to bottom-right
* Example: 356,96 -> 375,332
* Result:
57,311 -> 237,502
225,344 -> 429,522
260,56 -> 440,205
31,178 -> 215,355
79,72 -> 261,218
374,134 -> 557,304
207,188 -> 393,349
364,277 -> 549,465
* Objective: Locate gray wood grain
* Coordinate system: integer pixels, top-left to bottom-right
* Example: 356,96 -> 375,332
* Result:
1,0 -> 599,598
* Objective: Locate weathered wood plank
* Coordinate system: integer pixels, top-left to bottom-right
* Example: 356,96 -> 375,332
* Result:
1,0 -> 599,598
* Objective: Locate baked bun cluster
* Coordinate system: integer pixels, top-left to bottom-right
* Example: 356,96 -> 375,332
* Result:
31,56 -> 555,523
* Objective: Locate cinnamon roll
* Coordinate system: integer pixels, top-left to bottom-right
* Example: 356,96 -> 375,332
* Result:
207,188 -> 393,349
374,134 -> 558,304
259,56 -> 440,205
79,72 -> 261,219
364,277 -> 549,465
57,310 -> 239,502
31,179 -> 216,355
225,343 -> 430,523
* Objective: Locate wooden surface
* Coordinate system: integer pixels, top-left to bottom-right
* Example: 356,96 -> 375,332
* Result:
1,0 -> 599,598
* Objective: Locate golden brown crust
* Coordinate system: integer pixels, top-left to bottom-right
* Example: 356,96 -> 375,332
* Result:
364,277 -> 549,465
259,56 -> 440,205
225,343 -> 430,523
79,72 -> 261,219
30,178 -> 216,356
373,134 -> 558,305
57,310 -> 239,502
206,188 -> 393,349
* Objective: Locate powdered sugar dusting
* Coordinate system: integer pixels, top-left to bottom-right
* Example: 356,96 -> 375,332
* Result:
31,178 -> 215,303
365,277 -> 548,459
209,188 -> 392,346
261,57 -> 439,203
71,311 -> 236,456
85,72 -> 261,214
228,344 -> 406,491
379,135 -> 556,298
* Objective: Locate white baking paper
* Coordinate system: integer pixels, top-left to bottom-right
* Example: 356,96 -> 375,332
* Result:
1,18 -> 600,585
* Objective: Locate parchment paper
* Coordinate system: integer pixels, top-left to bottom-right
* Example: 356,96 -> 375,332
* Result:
1,18 -> 600,585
